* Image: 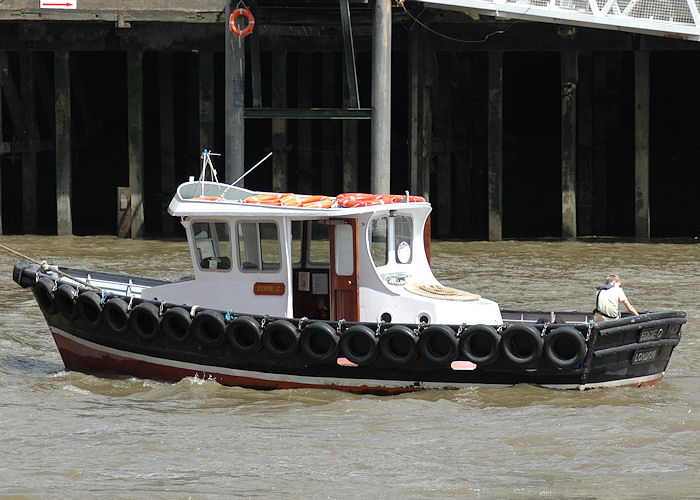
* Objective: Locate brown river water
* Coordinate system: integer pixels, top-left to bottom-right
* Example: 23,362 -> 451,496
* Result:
0,235 -> 698,498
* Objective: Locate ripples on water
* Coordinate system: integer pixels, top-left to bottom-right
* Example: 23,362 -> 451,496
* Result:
0,235 -> 698,497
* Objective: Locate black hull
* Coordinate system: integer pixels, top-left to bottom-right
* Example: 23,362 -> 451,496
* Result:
14,259 -> 686,394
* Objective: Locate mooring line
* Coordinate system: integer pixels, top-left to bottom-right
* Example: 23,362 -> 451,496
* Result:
0,242 -> 102,292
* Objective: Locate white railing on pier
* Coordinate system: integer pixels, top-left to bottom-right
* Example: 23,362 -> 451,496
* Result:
422,0 -> 700,41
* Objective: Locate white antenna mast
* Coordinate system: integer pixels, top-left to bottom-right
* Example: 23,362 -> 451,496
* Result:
198,149 -> 221,197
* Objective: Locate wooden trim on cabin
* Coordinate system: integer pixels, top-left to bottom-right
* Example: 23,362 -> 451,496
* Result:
329,218 -> 360,322
423,214 -> 431,266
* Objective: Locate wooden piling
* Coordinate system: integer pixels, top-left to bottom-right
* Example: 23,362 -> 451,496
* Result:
409,31 -> 421,197
271,51 -> 288,193
321,52 -> 337,194
342,120 -> 358,193
342,57 -> 358,193
634,50 -> 650,240
186,54 -> 199,170
54,51 -> 73,236
199,51 -> 215,153
20,51 -> 37,234
0,55 -> 4,236
591,54 -> 609,234
420,35 -> 433,202
577,52 -> 593,236
371,0 -> 391,195
488,51 -> 503,241
117,187 -> 132,238
225,0 -> 245,185
434,53 -> 453,238
561,50 -> 578,240
249,0 -> 262,110
409,30 -> 432,201
159,52 -> 175,234
297,53 -> 313,194
127,51 -> 145,238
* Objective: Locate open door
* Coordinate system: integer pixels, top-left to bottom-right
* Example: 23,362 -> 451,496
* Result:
329,218 -> 359,321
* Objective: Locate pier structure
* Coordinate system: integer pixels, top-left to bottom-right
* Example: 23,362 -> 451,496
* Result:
0,0 -> 699,239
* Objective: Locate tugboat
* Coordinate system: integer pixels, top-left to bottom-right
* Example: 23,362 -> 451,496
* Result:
12,152 -> 686,394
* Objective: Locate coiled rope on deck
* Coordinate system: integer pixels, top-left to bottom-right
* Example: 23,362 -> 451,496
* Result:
0,242 -> 102,292
404,282 -> 481,301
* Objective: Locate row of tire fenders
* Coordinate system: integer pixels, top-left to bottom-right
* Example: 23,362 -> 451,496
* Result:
32,277 -> 589,370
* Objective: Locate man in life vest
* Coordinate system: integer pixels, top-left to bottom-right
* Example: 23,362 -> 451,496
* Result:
593,274 -> 639,322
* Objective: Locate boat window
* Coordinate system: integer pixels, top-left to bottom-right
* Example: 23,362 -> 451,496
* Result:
369,215 -> 413,268
291,221 -> 302,266
308,220 -> 329,266
237,221 -> 281,272
192,221 -> 232,271
394,215 -> 413,264
334,224 -> 354,276
370,217 -> 388,267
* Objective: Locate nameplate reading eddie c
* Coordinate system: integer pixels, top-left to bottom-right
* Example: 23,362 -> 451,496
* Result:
254,283 -> 285,296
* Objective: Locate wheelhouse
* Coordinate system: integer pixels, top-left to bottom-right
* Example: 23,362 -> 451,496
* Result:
140,180 -> 503,327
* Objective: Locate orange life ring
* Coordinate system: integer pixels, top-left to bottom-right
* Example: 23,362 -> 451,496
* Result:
244,193 -> 291,205
375,194 -> 397,204
336,193 -> 378,208
193,196 -> 221,201
302,197 -> 335,208
229,8 -> 255,37
337,193 -> 376,201
386,194 -> 426,203
352,199 -> 386,207
336,192 -> 426,207
281,194 -> 334,207
339,198 -> 387,208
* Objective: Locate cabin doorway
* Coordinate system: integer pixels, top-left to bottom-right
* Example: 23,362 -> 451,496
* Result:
329,219 -> 360,321
291,220 -> 331,320
291,218 -> 359,321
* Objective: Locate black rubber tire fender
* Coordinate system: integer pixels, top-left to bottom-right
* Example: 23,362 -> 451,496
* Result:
459,325 -> 501,365
379,325 -> 418,367
192,310 -> 226,347
102,297 -> 130,335
34,277 -> 57,315
55,284 -> 79,321
226,316 -> 262,354
300,322 -> 339,365
544,326 -> 588,369
76,290 -> 102,331
161,307 -> 192,342
262,319 -> 299,358
130,302 -> 161,341
418,325 -> 458,366
338,325 -> 378,366
500,324 -> 543,366
13,260 -> 37,288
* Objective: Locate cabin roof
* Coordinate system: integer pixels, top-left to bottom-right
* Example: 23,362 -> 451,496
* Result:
168,181 -> 431,219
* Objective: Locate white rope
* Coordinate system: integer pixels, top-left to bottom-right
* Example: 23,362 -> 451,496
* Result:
220,151 -> 273,198
0,242 -> 101,292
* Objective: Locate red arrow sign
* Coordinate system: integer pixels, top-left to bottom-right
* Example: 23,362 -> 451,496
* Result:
40,1 -> 77,9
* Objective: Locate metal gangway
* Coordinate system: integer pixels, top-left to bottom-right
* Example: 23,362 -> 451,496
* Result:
422,0 -> 700,40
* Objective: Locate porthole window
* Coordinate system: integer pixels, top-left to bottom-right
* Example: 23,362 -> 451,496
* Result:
394,215 -> 413,265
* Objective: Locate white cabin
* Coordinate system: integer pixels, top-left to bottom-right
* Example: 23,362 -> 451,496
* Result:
140,179 -> 503,327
